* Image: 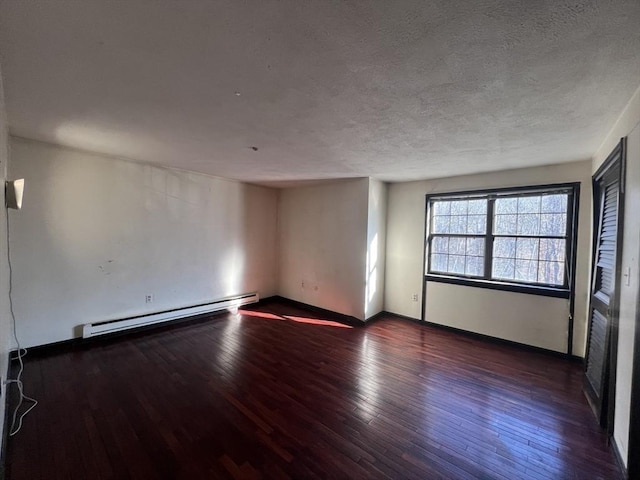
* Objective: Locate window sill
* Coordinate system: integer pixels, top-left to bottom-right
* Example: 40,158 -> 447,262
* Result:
425,274 -> 570,299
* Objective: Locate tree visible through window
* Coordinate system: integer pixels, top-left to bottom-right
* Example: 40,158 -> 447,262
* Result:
430,199 -> 487,277
493,194 -> 567,285
426,184 -> 578,296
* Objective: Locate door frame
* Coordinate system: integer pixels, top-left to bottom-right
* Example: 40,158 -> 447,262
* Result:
585,138 -> 626,433
628,267 -> 640,478
626,134 -> 640,477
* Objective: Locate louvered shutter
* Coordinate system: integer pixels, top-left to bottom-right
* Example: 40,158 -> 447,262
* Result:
595,182 -> 618,299
584,139 -> 625,428
586,309 -> 608,393
585,177 -> 619,396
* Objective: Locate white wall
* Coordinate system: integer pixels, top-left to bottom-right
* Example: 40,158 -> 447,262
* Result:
385,160 -> 592,354
278,179 -> 369,320
8,137 -> 279,348
426,283 -> 569,352
593,85 -> 640,467
0,59 -> 11,456
365,179 -> 387,319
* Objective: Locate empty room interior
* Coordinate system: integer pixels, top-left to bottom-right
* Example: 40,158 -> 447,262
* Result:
1,1 -> 640,479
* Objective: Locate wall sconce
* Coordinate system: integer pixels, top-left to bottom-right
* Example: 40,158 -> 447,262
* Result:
6,179 -> 24,210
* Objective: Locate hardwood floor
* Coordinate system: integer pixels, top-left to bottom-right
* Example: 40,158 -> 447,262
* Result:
5,300 -> 622,479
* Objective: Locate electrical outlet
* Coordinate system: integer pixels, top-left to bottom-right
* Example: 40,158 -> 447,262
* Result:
412,293 -> 419,302
145,294 -> 153,304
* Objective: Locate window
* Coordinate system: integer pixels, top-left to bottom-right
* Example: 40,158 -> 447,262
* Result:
425,184 -> 579,297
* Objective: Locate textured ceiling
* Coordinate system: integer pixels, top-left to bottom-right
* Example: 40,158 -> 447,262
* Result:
1,0 -> 639,185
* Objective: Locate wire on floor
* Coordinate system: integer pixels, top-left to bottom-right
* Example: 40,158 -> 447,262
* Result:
5,206 -> 37,436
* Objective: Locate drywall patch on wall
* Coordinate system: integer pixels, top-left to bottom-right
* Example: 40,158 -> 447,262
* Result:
278,178 -> 369,320
8,137 -> 279,348
385,160 -> 592,355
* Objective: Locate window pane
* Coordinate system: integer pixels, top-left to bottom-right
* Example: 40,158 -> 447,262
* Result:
431,253 -> 448,272
516,238 -> 539,260
493,237 -> 516,258
448,237 -> 466,255
493,258 -> 515,279
541,194 -> 567,213
539,213 -> 566,236
518,196 -> 541,213
448,255 -> 465,274
539,238 -> 566,262
430,236 -> 485,276
494,214 -> 517,235
433,215 -> 450,233
450,200 -> 467,215
432,237 -> 449,254
465,256 -> 484,276
432,201 -> 450,215
467,199 -> 487,214
466,237 -> 484,256
495,198 -> 517,214
467,215 -> 486,234
538,261 -> 565,285
449,215 -> 467,234
515,259 -> 538,282
516,214 -> 540,235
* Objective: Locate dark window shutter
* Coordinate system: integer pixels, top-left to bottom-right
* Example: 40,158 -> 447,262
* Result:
595,182 -> 619,299
586,309 -> 608,393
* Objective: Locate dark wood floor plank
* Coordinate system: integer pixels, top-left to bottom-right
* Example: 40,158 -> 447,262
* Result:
5,300 -> 623,479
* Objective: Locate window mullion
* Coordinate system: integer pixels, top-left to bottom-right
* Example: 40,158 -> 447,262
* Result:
564,193 -> 575,290
484,198 -> 495,280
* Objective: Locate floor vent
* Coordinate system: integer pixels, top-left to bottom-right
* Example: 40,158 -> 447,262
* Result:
82,292 -> 259,338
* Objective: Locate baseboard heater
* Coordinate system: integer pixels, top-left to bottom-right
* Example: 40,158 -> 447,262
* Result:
82,292 -> 259,338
